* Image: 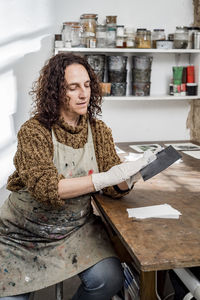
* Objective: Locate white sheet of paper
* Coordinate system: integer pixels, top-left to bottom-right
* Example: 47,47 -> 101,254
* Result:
129,144 -> 161,153
127,204 -> 181,219
164,142 -> 200,151
115,145 -> 125,154
183,150 -> 200,159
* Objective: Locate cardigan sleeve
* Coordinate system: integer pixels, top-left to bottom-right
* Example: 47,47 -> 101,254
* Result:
7,119 -> 65,208
92,120 -> 131,198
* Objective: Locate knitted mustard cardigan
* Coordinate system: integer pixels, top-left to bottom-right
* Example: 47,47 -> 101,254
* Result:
7,115 -> 130,208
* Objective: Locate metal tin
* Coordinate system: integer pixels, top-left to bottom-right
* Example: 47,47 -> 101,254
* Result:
194,32 -> 200,49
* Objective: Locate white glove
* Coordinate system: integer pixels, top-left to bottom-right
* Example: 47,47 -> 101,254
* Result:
92,149 -> 157,192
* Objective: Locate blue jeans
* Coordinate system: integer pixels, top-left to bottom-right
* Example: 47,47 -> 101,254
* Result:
72,257 -> 124,300
0,257 -> 123,300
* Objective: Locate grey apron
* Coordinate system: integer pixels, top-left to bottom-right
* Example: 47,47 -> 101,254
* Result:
0,122 -> 116,297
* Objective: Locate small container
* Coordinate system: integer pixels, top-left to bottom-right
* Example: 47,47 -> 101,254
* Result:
111,82 -> 126,96
194,32 -> 200,49
187,65 -> 195,83
116,25 -> 125,37
132,82 -> 151,96
108,70 -> 127,82
152,29 -> 166,48
168,34 -> 174,41
174,26 -> 188,49
116,35 -> 126,48
135,29 -> 151,48
132,56 -> 153,70
156,40 -> 173,49
169,83 -> 174,95
71,24 -> 81,47
87,36 -> 96,48
106,25 -> 117,48
187,27 -> 200,48
96,24 -> 107,48
132,68 -> 151,83
125,27 -> 135,48
186,83 -> 198,95
106,16 -> 117,24
107,56 -> 128,71
54,34 -> 64,48
62,22 -> 79,47
80,14 -> 98,47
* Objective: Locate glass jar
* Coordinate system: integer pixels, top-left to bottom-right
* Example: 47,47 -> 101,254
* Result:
116,25 -> 124,37
80,14 -> 98,47
124,27 -> 135,48
174,26 -> 188,49
187,26 -> 200,49
106,16 -> 117,25
152,29 -> 166,48
106,24 -> 116,48
96,24 -> 107,48
62,22 -> 80,47
135,29 -> 151,48
116,35 -> 126,48
71,25 -> 81,47
54,34 -> 64,48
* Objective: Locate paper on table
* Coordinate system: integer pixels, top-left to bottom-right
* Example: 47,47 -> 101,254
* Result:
115,145 -> 126,154
164,142 -> 200,151
129,144 -> 161,153
127,204 -> 181,219
183,150 -> 200,159
124,152 -> 143,161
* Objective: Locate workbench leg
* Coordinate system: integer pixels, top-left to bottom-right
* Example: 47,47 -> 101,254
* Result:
140,271 -> 157,300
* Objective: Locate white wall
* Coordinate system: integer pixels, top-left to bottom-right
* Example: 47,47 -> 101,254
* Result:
55,0 -> 194,142
0,0 -> 57,204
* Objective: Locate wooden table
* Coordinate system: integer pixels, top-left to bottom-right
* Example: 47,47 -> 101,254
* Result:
92,141 -> 200,300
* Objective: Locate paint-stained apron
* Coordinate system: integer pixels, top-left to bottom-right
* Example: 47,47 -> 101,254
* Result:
0,122 -> 116,297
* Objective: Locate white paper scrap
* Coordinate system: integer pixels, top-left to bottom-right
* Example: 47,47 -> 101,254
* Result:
115,145 -> 125,154
124,152 -> 143,161
165,142 -> 200,151
127,204 -> 181,219
183,150 -> 200,159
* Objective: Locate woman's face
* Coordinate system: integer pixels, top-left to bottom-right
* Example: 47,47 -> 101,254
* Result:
64,63 -> 91,118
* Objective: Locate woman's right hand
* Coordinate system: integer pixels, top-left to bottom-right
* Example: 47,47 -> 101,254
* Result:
92,150 -> 157,191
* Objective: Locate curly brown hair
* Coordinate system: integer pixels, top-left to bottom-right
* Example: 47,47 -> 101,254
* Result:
30,52 -> 102,129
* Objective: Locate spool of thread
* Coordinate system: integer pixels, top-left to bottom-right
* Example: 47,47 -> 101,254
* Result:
187,65 -> 195,83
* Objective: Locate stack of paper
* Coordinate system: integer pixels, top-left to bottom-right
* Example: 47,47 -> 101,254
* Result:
127,204 -> 181,219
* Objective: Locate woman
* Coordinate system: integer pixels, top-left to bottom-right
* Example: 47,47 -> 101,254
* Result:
0,53 -> 155,300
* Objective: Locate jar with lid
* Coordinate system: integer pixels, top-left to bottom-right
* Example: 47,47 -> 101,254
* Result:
71,24 -> 81,47
96,24 -> 107,47
116,35 -> 126,48
124,27 -> 135,48
116,25 -> 124,37
106,16 -> 117,25
187,26 -> 200,49
80,14 -> 98,47
106,24 -> 117,48
135,29 -> 151,48
152,29 -> 166,48
62,22 -> 80,47
54,34 -> 64,48
174,26 -> 188,49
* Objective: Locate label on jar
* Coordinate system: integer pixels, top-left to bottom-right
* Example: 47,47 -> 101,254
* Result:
116,37 -> 124,47
126,40 -> 134,47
